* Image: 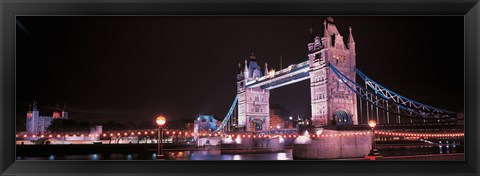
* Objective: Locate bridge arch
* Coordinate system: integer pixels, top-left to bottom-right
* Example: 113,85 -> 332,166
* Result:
332,110 -> 352,126
250,119 -> 263,131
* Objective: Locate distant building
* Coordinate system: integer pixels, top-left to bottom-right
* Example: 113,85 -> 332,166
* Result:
26,101 -> 68,135
269,109 -> 285,130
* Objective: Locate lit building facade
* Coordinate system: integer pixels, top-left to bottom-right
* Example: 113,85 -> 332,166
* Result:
232,17 -> 358,132
237,53 -> 270,131
26,101 -> 69,135
268,109 -> 285,130
308,17 -> 358,127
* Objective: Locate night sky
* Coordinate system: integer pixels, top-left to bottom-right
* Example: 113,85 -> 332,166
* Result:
16,16 -> 464,126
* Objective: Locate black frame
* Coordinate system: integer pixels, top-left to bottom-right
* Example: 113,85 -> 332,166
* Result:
1,0 -> 478,176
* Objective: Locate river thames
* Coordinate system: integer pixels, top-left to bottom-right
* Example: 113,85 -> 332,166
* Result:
17,145 -> 463,160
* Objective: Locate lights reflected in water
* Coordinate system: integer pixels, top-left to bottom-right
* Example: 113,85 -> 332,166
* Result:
277,153 -> 288,160
233,155 -> 242,160
90,154 -> 99,160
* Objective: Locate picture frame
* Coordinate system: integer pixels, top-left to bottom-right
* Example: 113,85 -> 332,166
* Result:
1,0 -> 479,176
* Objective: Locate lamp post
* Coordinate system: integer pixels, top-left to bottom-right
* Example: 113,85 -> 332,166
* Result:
156,115 -> 166,160
367,119 -> 381,158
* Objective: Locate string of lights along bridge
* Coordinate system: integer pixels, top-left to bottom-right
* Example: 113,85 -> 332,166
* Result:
16,130 -> 464,139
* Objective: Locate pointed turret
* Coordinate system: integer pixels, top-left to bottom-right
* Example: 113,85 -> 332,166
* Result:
348,26 -> 355,43
243,59 -> 249,79
323,20 -> 330,48
264,62 -> 269,76
323,20 -> 328,38
348,26 -> 356,53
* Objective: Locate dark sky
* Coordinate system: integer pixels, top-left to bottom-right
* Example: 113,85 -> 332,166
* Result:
16,16 -> 464,124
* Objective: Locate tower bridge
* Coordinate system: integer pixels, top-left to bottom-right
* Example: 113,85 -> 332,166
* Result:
215,17 -> 459,134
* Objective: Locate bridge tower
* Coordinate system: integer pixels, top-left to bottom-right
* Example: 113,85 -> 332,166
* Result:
308,17 -> 358,127
236,53 -> 270,131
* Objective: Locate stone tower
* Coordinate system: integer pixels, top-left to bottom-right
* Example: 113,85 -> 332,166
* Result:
26,101 -> 40,135
236,53 -> 270,131
308,17 -> 358,127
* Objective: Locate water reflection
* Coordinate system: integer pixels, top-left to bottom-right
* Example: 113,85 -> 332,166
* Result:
90,154 -> 99,160
277,153 -> 288,160
233,155 -> 242,160
16,146 -> 462,160
152,153 -> 157,160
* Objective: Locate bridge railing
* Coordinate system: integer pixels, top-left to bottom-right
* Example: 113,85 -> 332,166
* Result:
246,60 -> 309,87
254,129 -> 299,135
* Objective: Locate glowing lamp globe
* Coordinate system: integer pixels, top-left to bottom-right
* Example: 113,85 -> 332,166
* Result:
368,120 -> 377,128
156,115 -> 166,126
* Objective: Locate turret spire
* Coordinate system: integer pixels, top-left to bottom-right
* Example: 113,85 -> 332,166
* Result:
323,20 -> 328,38
348,26 -> 355,43
244,59 -> 249,78
264,62 -> 269,76
348,26 -> 356,53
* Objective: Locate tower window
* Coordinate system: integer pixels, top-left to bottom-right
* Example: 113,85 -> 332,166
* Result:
331,34 -> 336,46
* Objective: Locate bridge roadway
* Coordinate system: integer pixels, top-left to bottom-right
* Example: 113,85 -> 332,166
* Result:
336,122 -> 463,131
245,60 -> 310,90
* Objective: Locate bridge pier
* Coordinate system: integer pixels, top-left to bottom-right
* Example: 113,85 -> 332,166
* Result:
292,129 -> 372,159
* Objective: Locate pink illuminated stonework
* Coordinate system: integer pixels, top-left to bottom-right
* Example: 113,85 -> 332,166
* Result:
235,18 -> 358,131
308,18 -> 358,127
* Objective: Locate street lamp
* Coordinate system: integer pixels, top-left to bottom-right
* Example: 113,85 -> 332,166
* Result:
156,115 -> 166,160
367,119 -> 381,159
